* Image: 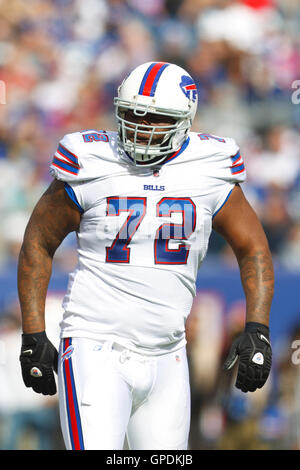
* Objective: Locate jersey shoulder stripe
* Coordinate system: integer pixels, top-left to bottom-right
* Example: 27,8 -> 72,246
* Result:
57,143 -> 79,165
52,138 -> 80,176
52,156 -> 80,175
231,163 -> 245,175
230,150 -> 245,175
230,150 -> 242,165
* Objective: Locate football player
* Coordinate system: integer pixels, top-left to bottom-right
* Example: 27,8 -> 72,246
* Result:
18,62 -> 274,450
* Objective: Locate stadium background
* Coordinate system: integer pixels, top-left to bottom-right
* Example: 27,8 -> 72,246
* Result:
0,0 -> 300,450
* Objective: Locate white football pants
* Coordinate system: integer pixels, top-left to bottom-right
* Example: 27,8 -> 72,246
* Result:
57,337 -> 191,450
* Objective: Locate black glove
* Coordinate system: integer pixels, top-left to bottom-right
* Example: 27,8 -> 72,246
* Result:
223,322 -> 272,393
20,331 -> 58,396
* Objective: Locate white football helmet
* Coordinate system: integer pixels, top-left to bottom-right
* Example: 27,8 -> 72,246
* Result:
114,62 -> 198,166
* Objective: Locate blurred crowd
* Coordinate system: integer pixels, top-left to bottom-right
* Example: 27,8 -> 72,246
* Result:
0,0 -> 300,450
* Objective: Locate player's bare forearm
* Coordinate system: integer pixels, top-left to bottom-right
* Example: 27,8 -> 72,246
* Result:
213,184 -> 274,327
18,239 -> 53,333
236,248 -> 274,326
18,179 -> 81,334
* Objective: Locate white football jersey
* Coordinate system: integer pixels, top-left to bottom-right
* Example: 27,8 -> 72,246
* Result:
50,130 -> 246,355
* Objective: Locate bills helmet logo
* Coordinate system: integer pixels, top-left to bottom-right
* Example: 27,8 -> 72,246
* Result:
180,75 -> 197,102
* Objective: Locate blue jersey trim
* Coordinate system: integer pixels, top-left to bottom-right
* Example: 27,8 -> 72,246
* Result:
52,156 -> 79,175
231,163 -> 245,174
124,137 -> 190,167
212,187 -> 234,218
64,182 -> 84,214
162,137 -> 190,165
231,150 -> 241,164
58,144 -> 78,165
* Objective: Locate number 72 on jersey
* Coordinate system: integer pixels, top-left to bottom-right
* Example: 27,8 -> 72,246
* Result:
105,196 -> 196,265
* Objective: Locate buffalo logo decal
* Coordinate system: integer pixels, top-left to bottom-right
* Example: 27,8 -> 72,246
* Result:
179,75 -> 197,102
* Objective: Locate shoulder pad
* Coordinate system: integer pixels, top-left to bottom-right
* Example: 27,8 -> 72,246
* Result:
190,132 -> 246,183
50,130 -> 118,182
211,136 -> 246,183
